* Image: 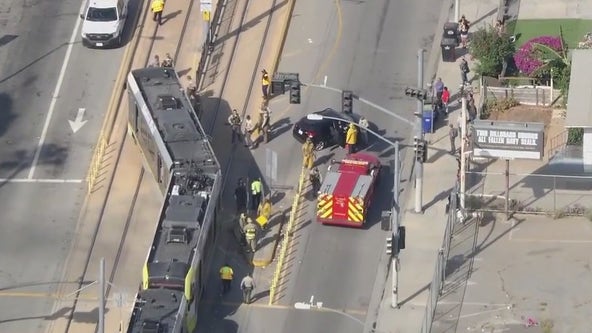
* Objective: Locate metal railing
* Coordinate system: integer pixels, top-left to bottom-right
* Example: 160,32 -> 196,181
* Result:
547,129 -> 568,159
421,183 -> 459,333
268,166 -> 307,305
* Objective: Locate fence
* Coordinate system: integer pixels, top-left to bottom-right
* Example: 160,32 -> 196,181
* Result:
466,172 -> 592,217
547,129 -> 568,159
421,184 -> 459,333
484,85 -> 560,106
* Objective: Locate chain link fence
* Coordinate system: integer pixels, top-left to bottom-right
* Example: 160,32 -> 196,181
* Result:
466,171 -> 592,218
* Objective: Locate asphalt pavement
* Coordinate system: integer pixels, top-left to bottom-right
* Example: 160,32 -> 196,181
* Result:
0,0 -> 131,331
260,0 -> 443,332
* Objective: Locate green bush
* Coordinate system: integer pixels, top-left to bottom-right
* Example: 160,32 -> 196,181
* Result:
567,128 -> 583,145
469,27 -> 516,77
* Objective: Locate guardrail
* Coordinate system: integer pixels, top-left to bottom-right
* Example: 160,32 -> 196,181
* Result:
268,166 -> 307,305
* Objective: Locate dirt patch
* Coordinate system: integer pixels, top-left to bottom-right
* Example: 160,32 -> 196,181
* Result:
487,105 -> 552,125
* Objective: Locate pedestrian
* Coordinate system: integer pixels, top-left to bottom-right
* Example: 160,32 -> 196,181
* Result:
441,87 -> 450,115
345,123 -> 358,154
302,137 -> 315,170
250,177 -> 262,212
161,53 -> 173,67
151,0 -> 165,25
449,124 -> 458,154
309,167 -> 322,196
358,117 -> 369,145
459,57 -> 470,86
240,273 -> 256,304
244,115 -> 254,148
149,55 -> 160,67
433,77 -> 444,109
228,109 -> 242,144
256,198 -> 272,230
261,69 -> 270,99
239,212 -> 247,228
243,218 -> 258,252
234,178 -> 247,214
219,263 -> 234,294
259,106 -> 271,144
467,93 -> 477,121
458,15 -> 470,48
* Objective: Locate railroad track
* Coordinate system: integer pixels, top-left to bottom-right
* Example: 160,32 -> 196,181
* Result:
58,0 -> 200,331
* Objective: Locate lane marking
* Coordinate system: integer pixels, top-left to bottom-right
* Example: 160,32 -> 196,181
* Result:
28,3 -> 85,179
305,83 -> 415,126
323,75 -> 328,87
457,306 -> 512,320
0,178 -> 83,183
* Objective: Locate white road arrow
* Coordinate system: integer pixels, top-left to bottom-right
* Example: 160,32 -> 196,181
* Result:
68,108 -> 87,133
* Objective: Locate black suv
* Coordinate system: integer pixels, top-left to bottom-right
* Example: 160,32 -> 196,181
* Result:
292,108 -> 357,150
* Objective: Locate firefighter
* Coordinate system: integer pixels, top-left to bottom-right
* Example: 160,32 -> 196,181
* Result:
219,263 -> 234,294
261,69 -> 270,99
302,137 -> 315,170
256,198 -> 272,230
250,178 -> 263,212
345,123 -> 358,154
228,109 -> 242,144
309,167 -> 322,197
243,218 -> 258,252
240,273 -> 256,304
234,178 -> 247,214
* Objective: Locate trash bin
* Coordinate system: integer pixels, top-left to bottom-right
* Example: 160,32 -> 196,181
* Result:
443,22 -> 459,46
441,36 -> 457,62
422,110 -> 434,134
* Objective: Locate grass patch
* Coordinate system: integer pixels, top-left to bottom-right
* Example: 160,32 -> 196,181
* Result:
506,19 -> 592,49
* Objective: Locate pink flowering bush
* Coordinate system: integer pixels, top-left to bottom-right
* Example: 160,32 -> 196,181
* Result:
514,36 -> 564,76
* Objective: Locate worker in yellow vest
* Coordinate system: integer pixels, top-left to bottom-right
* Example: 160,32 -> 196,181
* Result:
345,123 -> 358,154
151,0 -> 165,25
261,69 -> 270,99
219,263 -> 234,294
256,198 -> 272,230
302,137 -> 315,170
243,218 -> 258,252
250,178 -> 262,211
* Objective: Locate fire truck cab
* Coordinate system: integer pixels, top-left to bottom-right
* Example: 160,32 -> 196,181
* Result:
316,152 -> 381,227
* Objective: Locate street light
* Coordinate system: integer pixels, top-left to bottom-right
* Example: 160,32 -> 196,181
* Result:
305,113 -> 404,308
294,296 -> 387,332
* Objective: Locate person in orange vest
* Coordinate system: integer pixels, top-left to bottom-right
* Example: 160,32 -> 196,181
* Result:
151,0 -> 165,25
219,263 -> 234,294
345,123 -> 358,154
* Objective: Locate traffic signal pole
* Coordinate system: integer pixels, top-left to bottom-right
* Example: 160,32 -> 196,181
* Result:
392,141 -> 400,308
414,49 -> 425,214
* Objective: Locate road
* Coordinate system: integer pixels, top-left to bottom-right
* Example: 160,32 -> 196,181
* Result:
263,0 -> 443,332
0,0 -> 131,331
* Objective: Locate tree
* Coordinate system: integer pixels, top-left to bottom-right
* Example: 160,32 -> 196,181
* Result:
469,27 -> 515,77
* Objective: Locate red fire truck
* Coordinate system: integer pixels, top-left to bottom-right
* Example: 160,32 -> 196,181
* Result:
316,153 -> 381,227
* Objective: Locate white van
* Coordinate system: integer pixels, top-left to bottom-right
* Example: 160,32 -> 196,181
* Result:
80,0 -> 128,48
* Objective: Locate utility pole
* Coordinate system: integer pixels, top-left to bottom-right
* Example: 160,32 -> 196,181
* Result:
414,49 -> 425,214
455,0 -> 460,23
460,97 -> 467,209
392,141 -> 400,308
99,258 -> 105,333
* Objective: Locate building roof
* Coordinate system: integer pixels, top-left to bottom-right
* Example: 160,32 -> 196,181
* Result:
566,49 -> 592,128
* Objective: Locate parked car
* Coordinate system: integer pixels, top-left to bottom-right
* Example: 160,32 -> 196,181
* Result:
292,108 -> 357,150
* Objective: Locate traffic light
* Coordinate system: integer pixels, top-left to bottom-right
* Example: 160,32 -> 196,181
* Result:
414,137 -> 427,163
290,82 -> 301,104
397,226 -> 406,250
386,236 -> 394,256
404,87 -> 428,100
270,79 -> 285,95
342,90 -> 353,114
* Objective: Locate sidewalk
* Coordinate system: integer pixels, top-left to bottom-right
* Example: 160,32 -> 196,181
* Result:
45,1 -> 210,332
373,0 -> 500,332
